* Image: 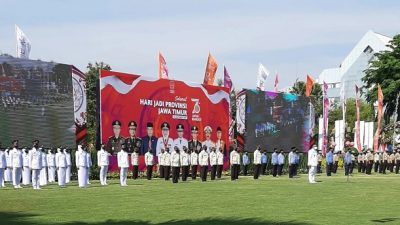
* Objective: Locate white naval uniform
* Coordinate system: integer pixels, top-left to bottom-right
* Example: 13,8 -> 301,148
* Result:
307,148 -> 318,183
10,148 -> 23,188
217,151 -> 224,166
158,152 -> 165,167
117,150 -> 129,186
190,152 -> 198,165
209,151 -> 217,166
145,152 -> 154,166
180,151 -> 190,166
202,140 -> 215,153
199,150 -> 209,167
4,150 -> 12,182
173,137 -> 188,151
156,137 -> 174,156
171,151 -> 181,167
22,150 -> 31,185
0,150 -> 6,187
86,152 -> 92,185
29,148 -> 43,189
64,150 -> 71,183
39,150 -> 48,186
47,152 -> 56,183
75,148 -> 88,188
97,148 -> 110,185
56,150 -> 67,187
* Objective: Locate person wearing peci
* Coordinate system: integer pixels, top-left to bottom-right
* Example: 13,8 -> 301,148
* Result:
117,143 -> 129,186
55,147 -> 67,188
325,148 -> 333,176
145,147 -> 154,180
253,146 -> 262,179
288,147 -> 296,178
97,144 -> 110,186
188,126 -> 202,180
209,147 -> 218,180
277,150 -> 285,176
28,140 -> 42,190
199,145 -> 209,182
163,148 -> 172,181
171,146 -> 181,183
307,145 -> 318,184
271,148 -> 278,177
140,122 -> 157,156
106,120 -> 125,155
216,147 -> 224,179
230,146 -> 240,181
10,140 -> 23,189
180,146 -> 190,181
156,122 -> 174,156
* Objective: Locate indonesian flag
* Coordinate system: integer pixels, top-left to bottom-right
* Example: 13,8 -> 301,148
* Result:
373,84 -> 384,152
203,53 -> 218,85
274,72 -> 279,92
305,75 -> 314,97
158,52 -> 168,79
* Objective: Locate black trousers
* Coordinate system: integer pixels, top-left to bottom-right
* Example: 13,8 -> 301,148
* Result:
243,165 -> 249,176
210,165 -> 217,180
235,165 -> 240,179
231,164 -> 239,180
200,166 -> 208,181
191,165 -> 198,179
253,164 -> 261,179
333,161 -> 338,173
164,166 -> 171,180
366,161 -> 373,174
350,161 -> 355,174
216,165 -> 223,178
272,164 -> 278,177
293,163 -> 298,176
181,166 -> 189,181
146,165 -> 153,180
358,162 -> 364,173
344,163 -> 352,176
326,163 -> 332,176
277,164 -> 283,176
172,167 -> 180,183
380,161 -> 387,174
389,163 -> 394,172
317,162 -> 322,173
261,163 -> 267,175
374,162 -> 380,173
132,165 -> 139,179
159,165 -> 165,178
396,161 -> 400,174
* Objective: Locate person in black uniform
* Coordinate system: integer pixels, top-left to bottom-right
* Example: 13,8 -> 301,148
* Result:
188,126 -> 202,179
125,121 -> 142,154
106,120 -> 125,155
140,122 -> 158,156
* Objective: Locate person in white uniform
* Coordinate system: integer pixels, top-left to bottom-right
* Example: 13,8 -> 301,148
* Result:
64,148 -> 72,183
29,140 -> 42,190
97,144 -> 110,186
145,148 -> 154,180
22,148 -> 31,186
55,147 -> 67,187
156,122 -> 173,156
10,140 -> 23,189
307,145 -> 318,184
117,144 -> 129,186
4,148 -> 12,183
47,149 -> 56,183
39,147 -> 48,186
85,147 -> 92,185
0,144 -> 7,188
75,145 -> 88,188
202,126 -> 215,153
173,124 -> 188,152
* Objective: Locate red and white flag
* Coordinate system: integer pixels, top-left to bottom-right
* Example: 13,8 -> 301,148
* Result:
203,52 -> 218,85
158,52 -> 169,79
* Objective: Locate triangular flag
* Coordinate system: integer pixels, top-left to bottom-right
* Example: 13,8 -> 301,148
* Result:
158,52 -> 168,79
305,75 -> 314,97
223,66 -> 233,90
256,63 -> 269,91
15,25 -> 31,59
203,53 -> 218,85
274,72 -> 279,92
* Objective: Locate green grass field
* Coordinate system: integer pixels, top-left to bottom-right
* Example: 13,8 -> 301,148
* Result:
1,172 -> 399,225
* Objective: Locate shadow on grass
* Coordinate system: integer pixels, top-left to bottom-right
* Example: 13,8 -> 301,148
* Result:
371,218 -> 399,223
0,212 -> 312,225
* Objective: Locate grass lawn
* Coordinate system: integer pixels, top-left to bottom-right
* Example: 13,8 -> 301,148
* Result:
0,172 -> 399,225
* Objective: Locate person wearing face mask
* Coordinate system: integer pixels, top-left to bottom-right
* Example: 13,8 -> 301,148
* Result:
156,122 -> 174,156
171,146 -> 181,183
47,148 -> 56,183
22,147 -> 31,186
0,143 -> 6,188
216,147 -> 224,179
75,145 -> 88,188
140,122 -> 158,156
106,120 -> 125,155
307,145 -> 318,184
97,144 -> 110,186
55,147 -> 67,188
188,126 -> 202,180
199,145 -> 209,182
29,140 -> 42,190
10,140 -> 23,189
117,143 -> 129,186
209,147 -> 218,180
64,148 -> 72,183
144,148 -> 154,180
180,146 -> 190,182
163,147 -> 172,180
39,146 -> 48,186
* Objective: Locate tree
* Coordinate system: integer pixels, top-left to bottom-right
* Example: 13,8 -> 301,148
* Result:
85,62 -> 111,148
290,80 -> 323,117
363,34 -> 400,122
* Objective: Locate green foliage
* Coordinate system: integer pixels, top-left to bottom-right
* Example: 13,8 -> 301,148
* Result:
363,34 -> 400,122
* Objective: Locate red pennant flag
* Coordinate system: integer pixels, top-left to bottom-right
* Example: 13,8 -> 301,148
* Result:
203,53 -> 218,85
158,52 -> 168,79
374,84 -> 384,152
305,75 -> 315,97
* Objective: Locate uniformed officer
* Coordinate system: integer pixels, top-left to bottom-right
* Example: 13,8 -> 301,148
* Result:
140,122 -> 157,156
308,145 -> 318,183
261,150 -> 268,175
215,127 -> 226,156
209,147 -> 218,180
230,146 -> 240,180
374,152 -> 380,173
357,152 -> 365,173
171,146 -> 181,183
216,146 -> 224,179
125,121 -> 142,154
158,148 -> 165,178
388,152 -> 395,173
202,126 -> 215,153
382,151 -> 389,174
277,150 -> 285,176
47,148 -> 56,183
365,149 -> 374,175
0,144 -> 6,188
199,145 -> 209,182
163,148 -> 171,180
10,140 -> 23,189
180,146 -> 190,181
55,147 -> 67,187
106,120 -> 125,155
75,145 -> 88,188
117,143 -> 129,186
242,151 -> 250,176
28,140 -> 42,190
130,142 -> 140,180
188,126 -> 202,179
156,122 -> 174,156
253,146 -> 262,179
144,148 -> 154,180
174,124 -> 188,151
64,148 -> 72,183
22,147 -> 30,186
97,144 -> 110,186
271,148 -> 278,177
288,147 -> 296,178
